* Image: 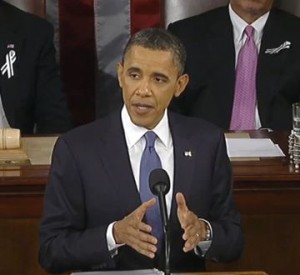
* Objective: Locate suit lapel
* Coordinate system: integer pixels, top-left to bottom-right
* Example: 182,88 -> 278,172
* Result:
206,8 -> 236,126
168,113 -> 196,222
93,112 -> 141,217
257,9 -> 291,124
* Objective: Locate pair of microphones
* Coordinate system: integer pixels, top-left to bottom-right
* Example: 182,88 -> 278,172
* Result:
149,168 -> 171,275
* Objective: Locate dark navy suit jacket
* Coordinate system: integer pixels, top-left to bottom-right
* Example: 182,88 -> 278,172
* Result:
39,110 -> 243,273
0,1 -> 71,134
168,6 -> 300,130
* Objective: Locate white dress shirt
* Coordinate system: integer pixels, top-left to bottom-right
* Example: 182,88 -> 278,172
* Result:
229,4 -> 270,129
122,106 -> 174,213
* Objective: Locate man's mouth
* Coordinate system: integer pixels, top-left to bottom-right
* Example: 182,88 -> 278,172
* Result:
132,103 -> 153,114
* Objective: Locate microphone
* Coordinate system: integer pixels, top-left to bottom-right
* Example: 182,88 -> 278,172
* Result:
149,168 -> 171,275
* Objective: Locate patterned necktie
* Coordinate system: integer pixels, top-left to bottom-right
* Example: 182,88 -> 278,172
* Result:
230,25 -> 258,130
139,131 -> 163,249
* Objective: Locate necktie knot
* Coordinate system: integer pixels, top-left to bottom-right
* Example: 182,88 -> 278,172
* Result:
245,25 -> 255,38
144,131 -> 157,149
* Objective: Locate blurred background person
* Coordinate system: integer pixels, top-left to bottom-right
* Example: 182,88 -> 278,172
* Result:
168,0 -> 300,130
0,0 -> 72,134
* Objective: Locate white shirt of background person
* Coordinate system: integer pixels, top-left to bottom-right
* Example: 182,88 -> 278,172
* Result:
0,96 -> 10,128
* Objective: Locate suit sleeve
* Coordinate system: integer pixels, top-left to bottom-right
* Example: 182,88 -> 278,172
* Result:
205,132 -> 244,262
39,137 -> 115,273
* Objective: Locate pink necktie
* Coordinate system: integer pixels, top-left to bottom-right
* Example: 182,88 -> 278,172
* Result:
230,25 -> 258,130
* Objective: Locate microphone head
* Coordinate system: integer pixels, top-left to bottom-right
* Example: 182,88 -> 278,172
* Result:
149,168 -> 170,196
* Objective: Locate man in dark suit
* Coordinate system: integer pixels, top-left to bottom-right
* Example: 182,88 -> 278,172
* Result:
39,28 -> 243,273
0,1 -> 72,134
168,0 -> 300,130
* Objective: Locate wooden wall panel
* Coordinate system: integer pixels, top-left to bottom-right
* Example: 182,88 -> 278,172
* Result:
0,219 -> 47,275
207,214 -> 300,275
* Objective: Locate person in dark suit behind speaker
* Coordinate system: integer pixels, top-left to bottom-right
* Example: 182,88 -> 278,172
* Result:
168,0 -> 300,130
0,0 -> 72,134
39,28 -> 243,273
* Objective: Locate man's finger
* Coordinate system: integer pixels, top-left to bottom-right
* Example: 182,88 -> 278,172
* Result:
137,198 -> 156,215
176,192 -> 188,212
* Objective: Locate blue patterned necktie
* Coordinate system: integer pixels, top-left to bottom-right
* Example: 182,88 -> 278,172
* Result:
139,131 -> 163,250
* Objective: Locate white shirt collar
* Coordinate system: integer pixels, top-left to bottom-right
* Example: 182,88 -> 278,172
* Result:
121,105 -> 171,149
229,3 -> 270,44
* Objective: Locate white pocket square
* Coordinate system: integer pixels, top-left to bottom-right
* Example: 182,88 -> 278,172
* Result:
265,41 -> 291,54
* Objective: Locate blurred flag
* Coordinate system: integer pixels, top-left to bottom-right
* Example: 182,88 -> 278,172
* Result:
46,0 -> 162,123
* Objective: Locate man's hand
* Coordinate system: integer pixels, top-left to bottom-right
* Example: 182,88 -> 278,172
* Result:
113,198 -> 158,258
176,192 -> 207,252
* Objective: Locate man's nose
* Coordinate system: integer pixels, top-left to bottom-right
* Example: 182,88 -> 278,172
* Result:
136,81 -> 151,96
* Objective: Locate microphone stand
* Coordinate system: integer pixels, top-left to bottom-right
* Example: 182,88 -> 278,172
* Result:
157,189 -> 170,275
164,222 -> 170,275
149,169 -> 171,275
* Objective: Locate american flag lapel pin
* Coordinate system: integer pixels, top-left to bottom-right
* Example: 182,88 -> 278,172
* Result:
184,150 -> 192,157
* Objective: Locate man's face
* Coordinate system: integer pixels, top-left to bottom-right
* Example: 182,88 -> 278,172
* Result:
117,45 -> 188,129
230,0 -> 274,20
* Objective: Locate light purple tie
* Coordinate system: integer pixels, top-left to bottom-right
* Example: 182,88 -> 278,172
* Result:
230,25 -> 258,130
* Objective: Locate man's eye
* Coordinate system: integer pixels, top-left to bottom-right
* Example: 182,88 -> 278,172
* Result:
129,73 -> 140,79
155,77 -> 167,83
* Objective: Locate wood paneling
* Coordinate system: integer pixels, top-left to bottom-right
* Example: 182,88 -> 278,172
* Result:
0,219 -> 46,275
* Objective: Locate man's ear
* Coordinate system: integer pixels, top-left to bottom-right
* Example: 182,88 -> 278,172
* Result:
117,63 -> 123,88
174,73 -> 189,97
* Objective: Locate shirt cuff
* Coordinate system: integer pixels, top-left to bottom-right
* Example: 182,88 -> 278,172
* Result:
195,218 -> 213,257
106,221 -> 124,257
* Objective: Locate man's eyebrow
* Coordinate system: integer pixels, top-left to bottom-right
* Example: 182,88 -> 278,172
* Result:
152,72 -> 169,80
127,66 -> 141,73
126,67 -> 169,80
